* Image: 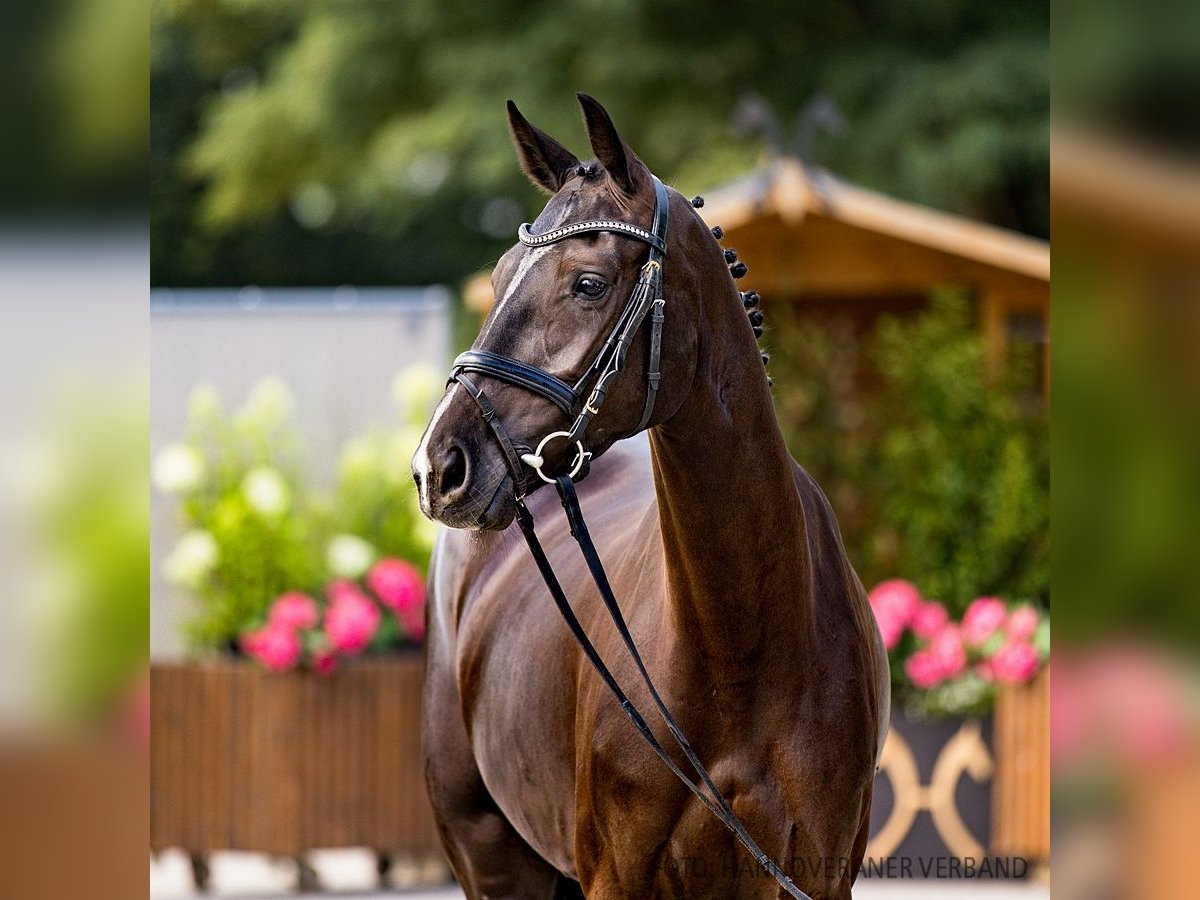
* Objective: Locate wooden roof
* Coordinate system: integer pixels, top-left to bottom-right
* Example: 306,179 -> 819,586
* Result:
1051,130 -> 1200,258
464,158 -> 1049,313
703,158 -> 1049,283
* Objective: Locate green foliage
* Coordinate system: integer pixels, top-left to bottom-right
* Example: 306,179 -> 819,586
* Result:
157,371 -> 438,650
772,294 -> 1048,616
151,0 -> 1048,286
1053,252 -> 1200,650
873,294 -> 1048,612
27,378 -> 149,722
769,306 -> 879,566
907,671 -> 995,720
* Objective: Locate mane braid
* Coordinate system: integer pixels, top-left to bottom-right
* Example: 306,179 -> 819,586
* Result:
709,221 -> 771,386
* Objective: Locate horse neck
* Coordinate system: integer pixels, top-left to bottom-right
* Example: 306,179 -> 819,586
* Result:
648,268 -> 814,675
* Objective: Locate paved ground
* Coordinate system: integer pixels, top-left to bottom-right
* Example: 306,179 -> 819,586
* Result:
151,849 -> 1049,899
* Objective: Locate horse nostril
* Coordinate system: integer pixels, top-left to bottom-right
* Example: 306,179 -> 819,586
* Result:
439,443 -> 468,497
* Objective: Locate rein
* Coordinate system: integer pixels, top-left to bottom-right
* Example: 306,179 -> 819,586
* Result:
447,176 -> 811,900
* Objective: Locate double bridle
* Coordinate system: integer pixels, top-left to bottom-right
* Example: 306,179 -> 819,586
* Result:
444,175 -> 811,900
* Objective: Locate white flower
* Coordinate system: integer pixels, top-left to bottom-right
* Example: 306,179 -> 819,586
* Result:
241,465 -> 290,518
162,529 -> 219,589
392,364 -> 442,420
187,383 -> 222,425
327,533 -> 376,579
237,376 -> 294,429
152,443 -> 206,495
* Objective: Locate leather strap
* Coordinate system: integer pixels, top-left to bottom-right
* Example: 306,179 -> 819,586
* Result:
637,296 -> 665,432
452,374 -> 528,497
567,258 -> 660,443
510,479 -> 811,900
452,350 -> 578,417
569,176 -> 670,440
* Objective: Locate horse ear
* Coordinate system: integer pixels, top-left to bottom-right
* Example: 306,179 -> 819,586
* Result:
507,100 -> 580,195
577,92 -> 648,197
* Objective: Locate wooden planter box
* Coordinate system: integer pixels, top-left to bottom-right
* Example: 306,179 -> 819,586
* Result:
992,668 -> 1050,867
864,711 -> 996,877
151,656 -> 440,872
864,668 -> 1050,878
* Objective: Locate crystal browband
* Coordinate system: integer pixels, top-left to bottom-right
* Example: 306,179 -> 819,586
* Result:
518,220 -> 665,252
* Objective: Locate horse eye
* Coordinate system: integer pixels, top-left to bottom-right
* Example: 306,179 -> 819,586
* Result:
574,275 -> 608,298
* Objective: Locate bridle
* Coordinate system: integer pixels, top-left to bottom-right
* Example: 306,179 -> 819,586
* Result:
443,175 -> 811,900
448,175 -> 671,497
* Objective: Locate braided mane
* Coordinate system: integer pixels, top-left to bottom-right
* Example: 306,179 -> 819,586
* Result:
691,195 -> 772,387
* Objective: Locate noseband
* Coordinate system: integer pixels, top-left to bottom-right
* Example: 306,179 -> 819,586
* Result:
442,175 -> 811,899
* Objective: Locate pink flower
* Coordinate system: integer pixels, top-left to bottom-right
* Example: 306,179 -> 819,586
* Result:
928,624 -> 967,678
1120,688 -> 1187,762
127,673 -> 150,751
1088,646 -> 1190,764
241,624 -> 302,672
962,596 -> 1008,647
869,579 -> 922,625
905,650 -> 946,689
991,639 -> 1040,684
367,558 -> 425,616
911,601 -> 949,639
268,591 -> 320,631
874,615 -> 904,651
869,579 -> 921,648
327,579 -> 361,601
324,583 -> 381,655
1006,604 -> 1040,642
312,648 -> 339,677
398,606 -> 426,643
976,660 -> 996,683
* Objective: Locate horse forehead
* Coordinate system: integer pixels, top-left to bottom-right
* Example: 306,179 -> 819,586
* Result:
529,177 -> 633,232
530,185 -> 582,231
491,190 -> 580,287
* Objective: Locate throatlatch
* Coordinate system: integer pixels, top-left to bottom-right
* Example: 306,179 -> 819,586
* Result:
445,175 -> 812,900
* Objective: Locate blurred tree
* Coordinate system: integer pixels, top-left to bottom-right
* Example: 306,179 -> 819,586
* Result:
2,0 -> 146,216
151,0 -> 1047,286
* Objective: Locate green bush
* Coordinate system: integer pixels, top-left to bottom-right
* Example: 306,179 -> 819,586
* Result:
771,293 -> 1048,617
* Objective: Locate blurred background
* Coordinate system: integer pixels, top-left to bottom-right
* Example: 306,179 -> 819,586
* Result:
1,0 -> 1197,896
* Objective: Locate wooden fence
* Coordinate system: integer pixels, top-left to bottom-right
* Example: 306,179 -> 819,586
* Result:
153,655 -> 1051,885
151,657 -> 440,865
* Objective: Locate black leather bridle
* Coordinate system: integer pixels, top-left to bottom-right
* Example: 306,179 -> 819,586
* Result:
449,175 -> 671,497
445,175 -> 811,900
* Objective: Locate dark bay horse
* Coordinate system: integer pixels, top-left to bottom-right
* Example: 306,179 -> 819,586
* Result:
413,94 -> 889,899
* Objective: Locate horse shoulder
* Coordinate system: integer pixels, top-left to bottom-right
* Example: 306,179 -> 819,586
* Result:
788,458 -> 891,763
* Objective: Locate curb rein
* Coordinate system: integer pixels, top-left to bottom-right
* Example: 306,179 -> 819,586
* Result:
446,177 -> 811,900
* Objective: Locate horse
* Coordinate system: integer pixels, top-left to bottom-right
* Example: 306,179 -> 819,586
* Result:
412,93 -> 890,899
